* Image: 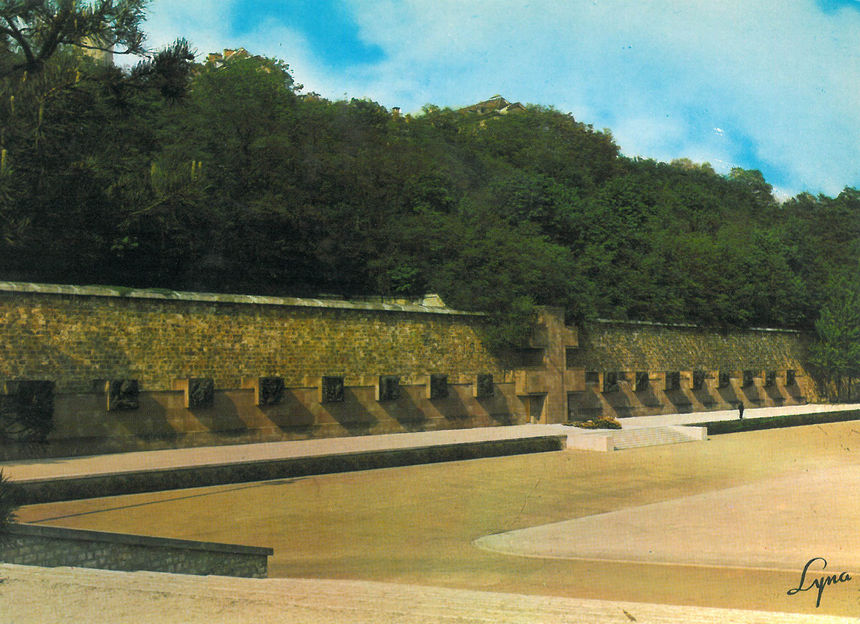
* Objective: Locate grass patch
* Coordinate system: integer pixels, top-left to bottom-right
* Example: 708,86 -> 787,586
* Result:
703,409 -> 860,435
0,470 -> 20,533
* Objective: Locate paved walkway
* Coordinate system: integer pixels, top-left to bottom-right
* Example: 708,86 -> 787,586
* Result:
619,402 -> 858,428
476,463 -> 860,571
1,564 -> 855,624
1,404 -> 856,483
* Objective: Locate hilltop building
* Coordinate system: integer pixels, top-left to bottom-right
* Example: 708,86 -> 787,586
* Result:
205,48 -> 253,67
459,95 -> 526,116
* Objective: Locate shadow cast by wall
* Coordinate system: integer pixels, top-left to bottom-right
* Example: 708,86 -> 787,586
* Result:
692,386 -> 719,408
187,392 -> 249,437
265,389 -> 316,430
665,389 -> 693,412
379,386 -> 426,431
602,387 -> 635,418
717,383 -> 740,406
318,387 -> 379,435
567,389 -> 603,421
741,383 -> 762,405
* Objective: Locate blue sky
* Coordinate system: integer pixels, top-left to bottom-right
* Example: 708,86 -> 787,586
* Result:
142,0 -> 860,199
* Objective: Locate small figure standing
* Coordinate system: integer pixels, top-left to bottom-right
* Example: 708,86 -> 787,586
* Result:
738,401 -> 744,420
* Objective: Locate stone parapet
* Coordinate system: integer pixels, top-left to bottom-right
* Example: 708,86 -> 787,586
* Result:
0,523 -> 273,578
0,281 -> 478,316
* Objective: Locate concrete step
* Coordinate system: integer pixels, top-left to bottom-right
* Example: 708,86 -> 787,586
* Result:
612,425 -> 703,450
566,425 -> 706,452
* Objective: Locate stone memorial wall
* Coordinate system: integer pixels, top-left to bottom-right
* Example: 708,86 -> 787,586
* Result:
565,320 -> 816,420
0,282 -> 819,457
0,282 -> 528,456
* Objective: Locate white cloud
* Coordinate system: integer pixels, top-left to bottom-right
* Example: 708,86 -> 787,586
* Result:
139,0 -> 860,195
142,0 -> 235,58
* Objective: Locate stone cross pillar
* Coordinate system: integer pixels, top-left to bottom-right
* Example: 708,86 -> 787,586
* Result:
515,307 -> 579,424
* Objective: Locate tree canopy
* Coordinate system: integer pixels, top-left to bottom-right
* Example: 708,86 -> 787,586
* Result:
0,0 -> 147,77
0,21 -> 858,348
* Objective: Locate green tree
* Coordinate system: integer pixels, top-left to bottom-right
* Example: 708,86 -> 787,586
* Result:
0,0 -> 147,77
0,469 -> 21,535
809,276 -> 860,401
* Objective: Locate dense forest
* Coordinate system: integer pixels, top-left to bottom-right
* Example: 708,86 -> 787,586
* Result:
2,14 -> 859,351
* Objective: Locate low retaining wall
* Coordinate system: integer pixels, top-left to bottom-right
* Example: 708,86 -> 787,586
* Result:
703,409 -> 860,435
14,436 -> 566,504
0,523 -> 273,577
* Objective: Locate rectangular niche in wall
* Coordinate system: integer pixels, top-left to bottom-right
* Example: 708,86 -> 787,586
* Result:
718,371 -> 731,388
258,376 -> 285,406
2,380 -> 55,442
665,372 -> 681,391
475,374 -> 494,398
764,371 -> 777,388
786,370 -> 796,386
634,372 -> 649,392
603,371 -> 619,393
429,374 -> 449,399
320,376 -> 345,403
692,370 -> 706,391
106,379 -> 139,411
742,370 -> 754,387
180,378 -> 214,409
377,375 -> 400,402
516,349 -> 544,368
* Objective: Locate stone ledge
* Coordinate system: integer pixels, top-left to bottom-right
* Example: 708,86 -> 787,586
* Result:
0,281 -> 482,317
593,317 -> 803,335
7,523 -> 273,557
13,437 -> 566,504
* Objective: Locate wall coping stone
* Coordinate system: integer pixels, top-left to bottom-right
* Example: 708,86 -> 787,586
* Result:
0,281 -> 482,317
593,318 -> 804,335
6,523 -> 273,557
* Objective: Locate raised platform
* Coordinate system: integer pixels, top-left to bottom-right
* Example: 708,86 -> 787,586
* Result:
565,424 -> 707,451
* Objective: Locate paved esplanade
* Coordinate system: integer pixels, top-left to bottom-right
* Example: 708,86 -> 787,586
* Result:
1,403 -> 855,483
7,404 -> 860,623
0,564 -> 856,624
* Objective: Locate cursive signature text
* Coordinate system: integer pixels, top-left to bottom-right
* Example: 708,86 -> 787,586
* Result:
786,557 -> 852,607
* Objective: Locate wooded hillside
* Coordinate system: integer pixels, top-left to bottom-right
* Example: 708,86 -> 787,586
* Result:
2,40 -> 858,346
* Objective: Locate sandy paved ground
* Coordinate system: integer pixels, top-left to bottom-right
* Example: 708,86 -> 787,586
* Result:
13,414 -> 860,619
476,465 -> 860,571
0,564 -> 856,624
